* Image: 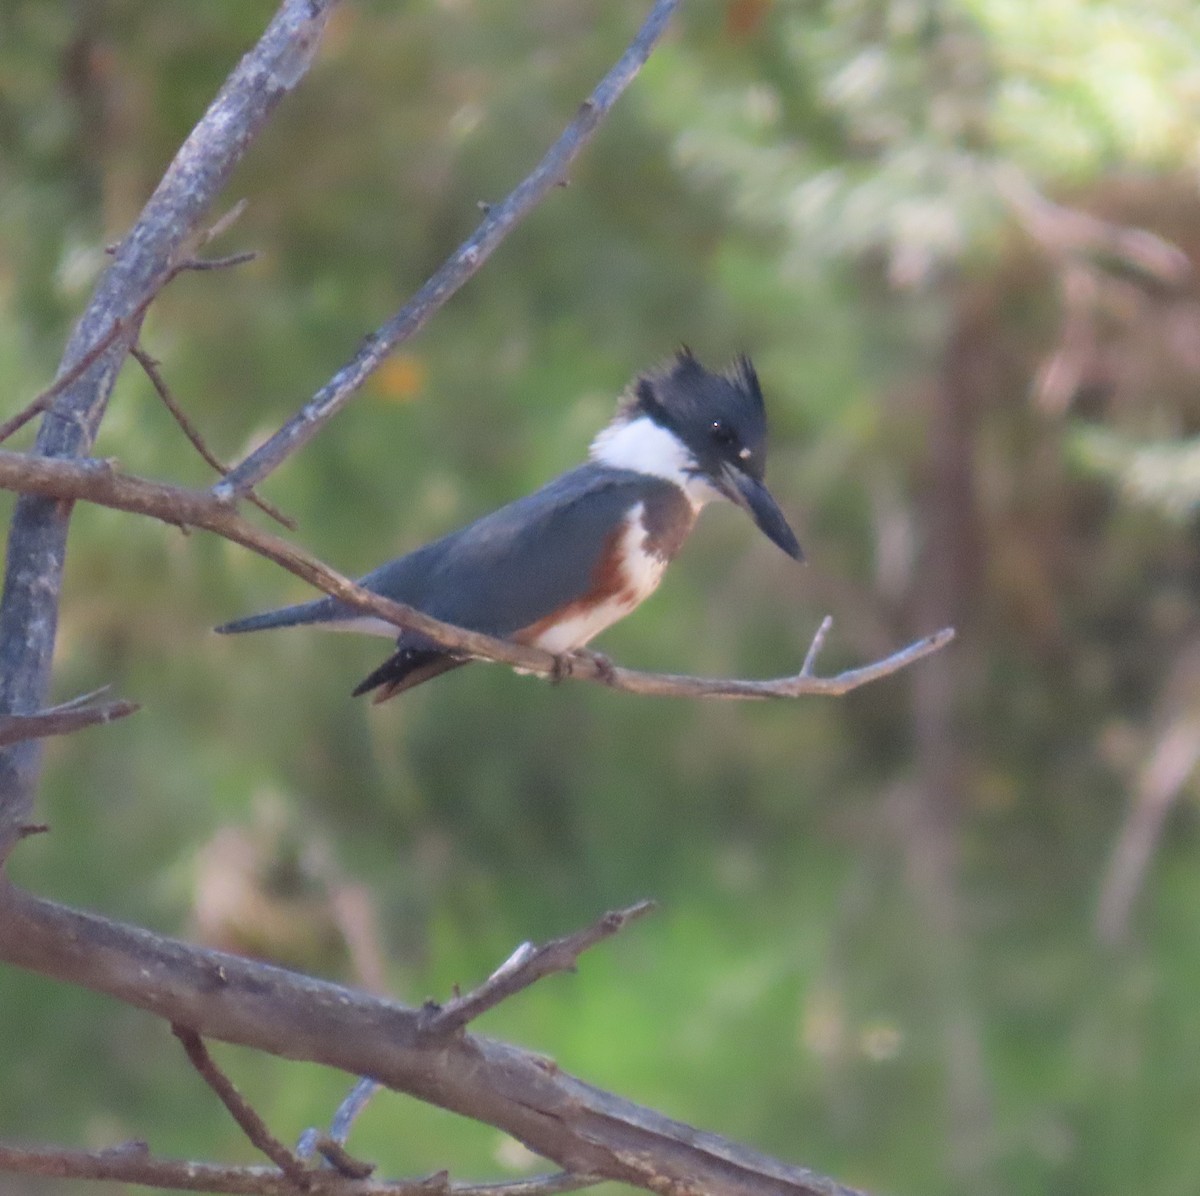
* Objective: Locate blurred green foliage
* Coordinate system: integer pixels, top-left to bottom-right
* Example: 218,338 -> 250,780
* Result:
3,2 -> 1200,1195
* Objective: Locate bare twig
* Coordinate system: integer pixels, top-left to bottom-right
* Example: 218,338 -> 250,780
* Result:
173,1024 -> 312,1186
0,1138 -> 601,1196
0,449 -> 955,700
0,315 -> 136,446
0,698 -> 139,748
462,1177 -> 600,1196
130,342 -> 296,530
215,0 -> 684,497
310,1137 -> 375,1180
0,202 -> 258,452
0,243 -> 260,460
0,884 -> 869,1196
419,901 -> 656,1039
198,197 -> 251,247
799,615 -> 832,678
297,1077 -> 380,1164
179,250 -> 260,272
329,1077 -> 380,1144
0,1139 -> 466,1195
1095,701 -> 1200,945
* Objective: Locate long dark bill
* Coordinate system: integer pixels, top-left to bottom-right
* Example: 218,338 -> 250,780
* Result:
721,466 -> 803,561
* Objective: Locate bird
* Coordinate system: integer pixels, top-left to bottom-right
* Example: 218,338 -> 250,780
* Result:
216,348 -> 802,702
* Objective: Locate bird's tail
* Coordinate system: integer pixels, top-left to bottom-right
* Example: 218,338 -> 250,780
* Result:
215,596 -> 339,635
352,645 -> 469,702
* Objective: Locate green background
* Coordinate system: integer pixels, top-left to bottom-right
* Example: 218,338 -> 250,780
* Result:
4,2 -> 1200,1194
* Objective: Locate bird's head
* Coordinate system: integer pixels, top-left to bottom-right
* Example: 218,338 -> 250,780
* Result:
591,348 -> 802,560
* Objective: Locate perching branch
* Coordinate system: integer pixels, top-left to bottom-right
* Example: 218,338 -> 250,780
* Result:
0,882 -> 867,1196
0,449 -> 955,700
214,0 -> 683,498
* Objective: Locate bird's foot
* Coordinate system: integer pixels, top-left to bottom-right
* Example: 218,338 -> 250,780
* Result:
582,649 -> 617,685
550,648 -> 616,686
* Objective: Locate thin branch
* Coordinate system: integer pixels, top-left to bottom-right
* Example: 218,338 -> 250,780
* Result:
179,249 -> 260,272
309,1137 -> 376,1180
198,197 -> 251,247
0,239 -> 261,453
330,1075 -> 379,1142
0,449 -> 956,700
0,1138 -> 600,1196
0,883 -> 869,1196
0,698 -> 139,748
0,1139 -> 494,1195
297,1077 -> 380,1166
419,901 -> 656,1039
215,0 -> 683,498
130,342 -> 296,530
173,1024 -> 312,1187
799,615 -> 832,677
462,1177 -> 600,1196
0,207 -> 259,451
996,164 -> 1191,286
0,315 -> 135,446
1094,710 -> 1200,946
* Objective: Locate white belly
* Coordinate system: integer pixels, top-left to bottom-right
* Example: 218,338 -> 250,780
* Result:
529,505 -> 667,652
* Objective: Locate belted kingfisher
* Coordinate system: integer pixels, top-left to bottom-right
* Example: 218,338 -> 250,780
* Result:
216,349 -> 801,701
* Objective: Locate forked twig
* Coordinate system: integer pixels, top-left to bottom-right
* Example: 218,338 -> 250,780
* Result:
419,901 -> 656,1039
0,205 -> 259,451
130,342 -> 295,530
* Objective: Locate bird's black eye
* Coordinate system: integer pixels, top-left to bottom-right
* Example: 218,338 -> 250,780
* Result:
710,419 -> 737,448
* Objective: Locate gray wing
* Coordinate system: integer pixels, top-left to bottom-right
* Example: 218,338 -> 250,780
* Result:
362,463 -> 663,636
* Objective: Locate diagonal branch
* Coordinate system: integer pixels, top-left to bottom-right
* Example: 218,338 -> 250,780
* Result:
0,449 -> 955,700
297,1076 -> 381,1172
173,1024 -> 312,1187
130,341 -> 295,530
0,315 -> 136,446
0,882 -> 869,1196
215,0 -> 683,498
419,901 -> 656,1039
